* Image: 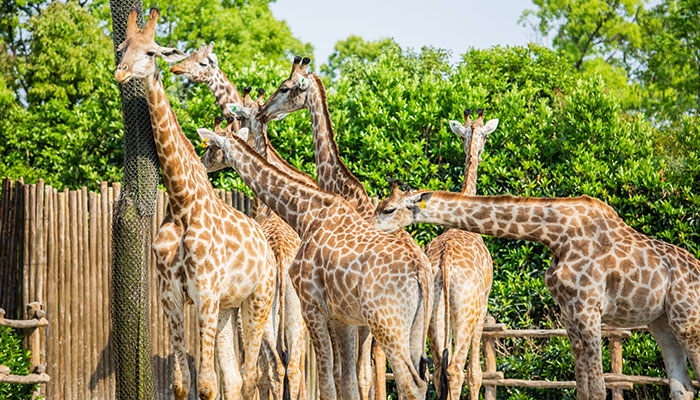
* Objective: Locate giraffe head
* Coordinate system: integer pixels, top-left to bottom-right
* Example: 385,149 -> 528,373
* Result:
256,56 -> 312,121
169,42 -> 219,83
114,8 -> 186,84
371,181 -> 433,233
199,117 -> 247,172
197,126 -> 249,172
449,108 -> 499,162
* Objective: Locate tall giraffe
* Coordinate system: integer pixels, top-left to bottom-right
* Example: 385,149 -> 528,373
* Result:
258,56 -> 413,399
173,44 -> 312,399
113,9 -> 275,400
196,127 -> 433,400
421,109 -> 498,400
372,187 -> 700,400
205,97 -> 313,399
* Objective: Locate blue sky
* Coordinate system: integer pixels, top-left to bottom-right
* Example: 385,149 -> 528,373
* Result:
269,0 -> 541,65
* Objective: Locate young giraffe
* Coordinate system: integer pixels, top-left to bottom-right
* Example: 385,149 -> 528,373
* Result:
204,95 -> 312,399
372,185 -> 700,399
257,56 -> 416,399
113,9 -> 275,400
423,109 -> 498,400
196,127 -> 433,400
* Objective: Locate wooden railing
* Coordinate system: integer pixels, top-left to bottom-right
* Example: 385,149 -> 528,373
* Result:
480,316 -> 700,400
0,302 -> 50,391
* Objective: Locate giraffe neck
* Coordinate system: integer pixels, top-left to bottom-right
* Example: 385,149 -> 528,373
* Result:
208,68 -> 242,115
461,153 -> 480,195
306,74 -> 374,219
220,134 -> 335,236
145,72 -> 214,210
416,192 -> 612,251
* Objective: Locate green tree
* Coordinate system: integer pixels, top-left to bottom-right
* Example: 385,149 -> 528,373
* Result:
636,0 -> 700,118
320,35 -> 400,79
521,0 -> 644,71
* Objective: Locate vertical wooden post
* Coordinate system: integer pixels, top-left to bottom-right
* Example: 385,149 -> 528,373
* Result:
372,341 -> 386,400
483,315 -> 498,400
610,336 -> 624,400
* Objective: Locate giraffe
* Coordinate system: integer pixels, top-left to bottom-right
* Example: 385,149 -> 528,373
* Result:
204,97 -> 312,399
196,126 -> 434,400
170,41 -> 242,130
257,56 -> 417,399
113,9 -> 275,399
419,108 -> 498,400
372,185 -> 700,400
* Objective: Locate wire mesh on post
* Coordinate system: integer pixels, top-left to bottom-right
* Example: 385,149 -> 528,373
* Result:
110,1 -> 158,398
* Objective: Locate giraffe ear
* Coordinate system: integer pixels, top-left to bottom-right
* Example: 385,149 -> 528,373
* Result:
480,118 -> 499,137
406,191 -> 433,210
196,128 -> 227,148
226,103 -> 251,119
207,52 -> 218,67
156,45 -> 187,63
449,120 -> 471,139
234,127 -> 250,142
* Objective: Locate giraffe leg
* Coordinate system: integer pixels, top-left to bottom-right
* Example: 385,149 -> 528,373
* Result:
357,326 -> 373,400
159,286 -> 190,400
240,272 -> 275,400
648,314 -> 694,400
465,307 -> 488,400
331,321 -> 361,400
328,323 -> 344,399
378,338 -> 426,400
428,276 -> 446,398
284,274 -> 306,399
196,295 -> 221,400
261,304 -> 284,400
216,307 -> 243,399
304,308 -> 337,400
562,312 -> 605,400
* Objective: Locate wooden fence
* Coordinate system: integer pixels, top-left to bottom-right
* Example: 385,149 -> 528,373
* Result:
0,302 -> 50,392
1,177 -> 696,399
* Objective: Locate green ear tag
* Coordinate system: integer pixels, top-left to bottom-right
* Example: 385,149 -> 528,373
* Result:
233,106 -> 237,110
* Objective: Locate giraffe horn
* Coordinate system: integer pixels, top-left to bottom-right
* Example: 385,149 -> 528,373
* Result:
464,108 -> 472,126
476,108 -> 485,125
125,8 -> 139,38
143,7 -> 159,38
300,57 -> 311,73
291,56 -> 302,75
256,88 -> 265,106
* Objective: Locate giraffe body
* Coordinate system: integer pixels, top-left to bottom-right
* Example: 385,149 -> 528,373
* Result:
374,189 -> 700,400
258,57 -> 421,399
197,127 -> 433,400
113,11 -> 275,399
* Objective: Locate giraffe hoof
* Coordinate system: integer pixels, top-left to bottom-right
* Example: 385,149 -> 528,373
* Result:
172,383 -> 187,400
198,385 -> 214,400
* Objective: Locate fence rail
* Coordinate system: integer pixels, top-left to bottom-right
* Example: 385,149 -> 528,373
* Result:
0,302 -> 50,389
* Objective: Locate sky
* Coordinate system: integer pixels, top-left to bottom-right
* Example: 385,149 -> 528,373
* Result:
269,0 -> 541,66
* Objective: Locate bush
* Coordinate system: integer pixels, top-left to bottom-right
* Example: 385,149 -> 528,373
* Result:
0,327 -> 35,400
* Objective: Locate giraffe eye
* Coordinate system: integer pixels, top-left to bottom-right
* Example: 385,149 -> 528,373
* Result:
279,87 -> 290,93
199,62 -> 207,67
146,51 -> 155,57
382,208 -> 396,215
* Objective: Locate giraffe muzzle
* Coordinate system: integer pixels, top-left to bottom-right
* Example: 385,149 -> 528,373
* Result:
170,64 -> 185,75
114,65 -> 133,84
